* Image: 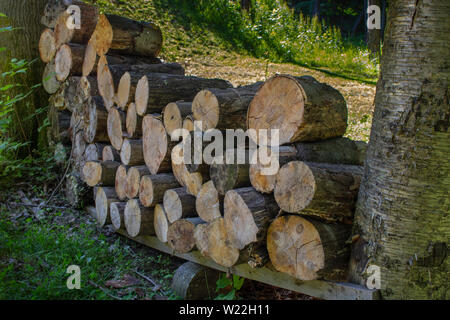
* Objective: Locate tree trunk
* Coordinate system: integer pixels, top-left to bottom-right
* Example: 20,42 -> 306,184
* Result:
0,0 -> 49,154
349,0 -> 450,299
83,160 -> 120,187
124,199 -> 155,237
139,173 -> 180,208
120,139 -> 144,166
367,0 -> 381,57
163,187 -> 197,223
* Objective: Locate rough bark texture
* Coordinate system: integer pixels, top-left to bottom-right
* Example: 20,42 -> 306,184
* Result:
139,173 -> 180,208
267,215 -> 351,281
171,262 -> 220,300
224,187 -> 278,250
247,75 -> 347,146
274,161 -> 363,223
349,0 -> 450,299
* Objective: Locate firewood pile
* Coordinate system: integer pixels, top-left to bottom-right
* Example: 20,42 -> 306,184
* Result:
42,0 -> 368,282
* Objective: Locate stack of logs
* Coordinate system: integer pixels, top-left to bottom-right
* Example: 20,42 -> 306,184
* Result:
43,0 -> 368,283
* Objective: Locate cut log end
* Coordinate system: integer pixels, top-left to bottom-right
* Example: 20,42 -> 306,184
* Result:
192,90 -> 219,131
143,115 -> 168,175
95,187 -> 118,227
115,165 -> 128,201
167,219 -> 198,254
116,72 -> 131,109
39,29 -> 57,63
154,204 -> 169,243
207,218 -> 240,268
107,108 -> 125,150
110,202 -> 126,231
195,181 -> 222,222
124,199 -> 155,237
82,41 -> 97,77
135,75 -> 149,116
194,224 -> 209,257
83,161 -> 102,187
55,44 -> 72,82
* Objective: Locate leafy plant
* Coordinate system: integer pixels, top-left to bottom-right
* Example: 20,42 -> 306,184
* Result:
215,274 -> 245,300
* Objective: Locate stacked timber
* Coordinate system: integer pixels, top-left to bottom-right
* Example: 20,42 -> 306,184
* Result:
41,0 -> 370,285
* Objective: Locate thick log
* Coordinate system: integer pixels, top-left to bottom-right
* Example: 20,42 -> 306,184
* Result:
95,186 -> 118,227
124,199 -> 155,237
167,218 -> 206,254
274,161 -> 363,223
120,139 -> 144,166
110,202 -> 126,231
125,102 -> 142,138
206,217 -> 242,268
247,75 -> 348,146
171,262 -> 220,300
224,187 -> 278,250
154,203 -> 170,243
195,181 -> 223,222
210,150 -> 253,196
83,161 -> 120,187
85,143 -> 107,161
43,60 -> 60,94
102,145 -> 120,162
163,187 -> 197,224
107,107 -> 127,150
267,215 -> 351,281
194,223 -> 210,257
83,96 -> 109,143
128,73 -> 232,116
163,101 -> 192,138
39,28 -> 56,63
115,164 -> 129,201
142,115 -> 175,175
125,165 -> 150,199
192,84 -> 260,131
139,173 -> 180,208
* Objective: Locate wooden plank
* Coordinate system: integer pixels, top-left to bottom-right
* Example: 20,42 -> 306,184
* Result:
116,229 -> 380,300
85,206 -> 379,300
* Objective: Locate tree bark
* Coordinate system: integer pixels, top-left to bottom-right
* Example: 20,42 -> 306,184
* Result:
349,0 -> 450,299
163,187 -> 197,224
120,139 -> 144,166
83,160 -> 121,187
83,95 -> 109,143
139,173 -> 180,208
367,0 -> 381,57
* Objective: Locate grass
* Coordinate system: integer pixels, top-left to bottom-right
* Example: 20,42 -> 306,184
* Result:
87,0 -> 379,84
0,194 -> 178,300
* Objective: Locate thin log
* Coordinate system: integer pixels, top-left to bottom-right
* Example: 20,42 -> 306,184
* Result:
107,107 -> 127,150
195,181 -> 223,222
110,202 -> 126,231
125,165 -> 150,199
95,186 -> 118,227
85,143 -> 108,161
115,164 -> 129,201
163,101 -> 192,138
83,161 -> 120,187
163,187 -> 197,224
120,139 -> 144,166
267,215 -> 351,281
126,102 -> 142,138
139,173 -> 180,208
193,223 -> 210,257
154,203 -> 170,243
102,145 -> 120,162
124,199 -> 155,237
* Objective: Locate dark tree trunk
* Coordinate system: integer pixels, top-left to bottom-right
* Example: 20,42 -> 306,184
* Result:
240,0 -> 251,11
349,0 -> 450,299
367,0 -> 381,57
0,0 -> 49,155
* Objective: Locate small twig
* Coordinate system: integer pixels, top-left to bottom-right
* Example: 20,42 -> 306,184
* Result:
134,270 -> 162,292
88,280 -> 122,300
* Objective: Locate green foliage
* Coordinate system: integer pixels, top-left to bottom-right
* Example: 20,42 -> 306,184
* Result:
215,274 -> 245,300
0,17 -> 52,187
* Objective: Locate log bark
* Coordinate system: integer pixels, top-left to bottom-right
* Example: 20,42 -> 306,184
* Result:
274,161 -> 363,223
48,106 -> 71,145
83,95 -> 109,143
64,170 -> 92,208
83,160 -> 120,187
110,202 -> 126,231
195,181 -> 223,223
128,73 -> 232,116
142,115 -> 175,175
192,84 -> 260,131
167,218 -> 206,254
102,145 -> 120,162
120,139 -> 144,166
224,187 -> 278,250
125,102 -> 142,138
115,164 -> 129,201
247,75 -> 347,146
124,199 -> 155,237
84,143 -> 107,161
267,215 -> 351,281
139,173 -> 180,208
125,165 -> 150,199
163,187 -> 197,224
171,262 -> 220,300
95,186 -> 118,227
154,203 -> 170,243
163,101 -> 192,137
107,107 -> 127,150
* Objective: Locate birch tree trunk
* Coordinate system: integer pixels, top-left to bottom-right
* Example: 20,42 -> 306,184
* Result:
349,0 -> 450,300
